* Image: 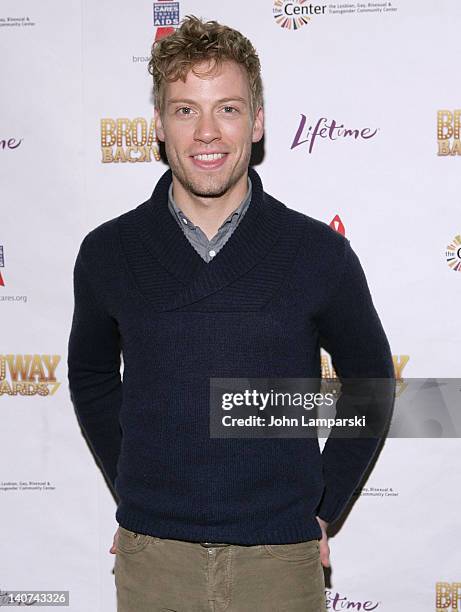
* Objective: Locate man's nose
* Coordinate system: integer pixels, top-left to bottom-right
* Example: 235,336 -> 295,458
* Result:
193,113 -> 221,143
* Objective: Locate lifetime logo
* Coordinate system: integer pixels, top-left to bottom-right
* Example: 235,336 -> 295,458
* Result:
436,582 -> 461,610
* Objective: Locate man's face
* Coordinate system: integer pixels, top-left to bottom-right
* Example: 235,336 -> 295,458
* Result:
154,59 -> 264,199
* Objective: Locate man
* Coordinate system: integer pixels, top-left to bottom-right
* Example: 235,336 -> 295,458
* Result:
68,15 -> 395,612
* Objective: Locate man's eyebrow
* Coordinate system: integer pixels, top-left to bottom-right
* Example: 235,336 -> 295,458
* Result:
167,97 -> 248,106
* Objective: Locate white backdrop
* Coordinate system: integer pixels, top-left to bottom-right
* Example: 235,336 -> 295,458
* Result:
1,1 -> 460,610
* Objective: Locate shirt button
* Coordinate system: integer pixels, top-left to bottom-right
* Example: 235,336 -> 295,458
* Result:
209,250 -> 216,258
182,218 -> 188,224
208,548 -> 214,555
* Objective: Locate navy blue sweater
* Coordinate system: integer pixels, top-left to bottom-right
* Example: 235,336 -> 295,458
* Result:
67,166 -> 395,545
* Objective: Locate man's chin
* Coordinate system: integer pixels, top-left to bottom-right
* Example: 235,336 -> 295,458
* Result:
170,158 -> 246,199
189,186 -> 229,199
184,176 -> 234,199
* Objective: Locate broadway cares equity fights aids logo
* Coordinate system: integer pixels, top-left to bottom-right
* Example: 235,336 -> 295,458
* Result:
0,355 -> 60,396
273,0 -> 326,29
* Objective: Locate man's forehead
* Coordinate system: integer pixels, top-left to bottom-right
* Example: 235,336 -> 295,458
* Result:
166,59 -> 249,93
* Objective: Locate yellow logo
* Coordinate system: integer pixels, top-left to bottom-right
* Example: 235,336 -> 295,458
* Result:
320,353 -> 408,380
100,118 -> 160,163
437,110 -> 461,156
0,354 -> 61,396
436,582 -> 461,611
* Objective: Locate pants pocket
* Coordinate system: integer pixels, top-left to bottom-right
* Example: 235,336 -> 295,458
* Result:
263,539 -> 320,562
116,525 -> 159,554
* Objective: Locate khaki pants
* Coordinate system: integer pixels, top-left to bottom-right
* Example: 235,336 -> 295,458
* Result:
114,526 -> 327,611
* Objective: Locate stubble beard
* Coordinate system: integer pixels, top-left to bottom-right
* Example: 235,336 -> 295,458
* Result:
167,147 -> 250,200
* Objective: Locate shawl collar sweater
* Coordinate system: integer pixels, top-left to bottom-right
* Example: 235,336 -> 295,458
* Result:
67,166 -> 395,545
167,176 -> 252,262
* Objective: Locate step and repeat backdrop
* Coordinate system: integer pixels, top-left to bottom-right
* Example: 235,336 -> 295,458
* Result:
1,0 -> 460,610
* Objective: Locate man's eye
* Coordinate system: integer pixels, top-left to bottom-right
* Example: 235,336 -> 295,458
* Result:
223,106 -> 237,113
177,107 -> 193,115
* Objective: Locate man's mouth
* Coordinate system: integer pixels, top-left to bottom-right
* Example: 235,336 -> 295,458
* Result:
193,153 -> 226,161
190,152 -> 228,169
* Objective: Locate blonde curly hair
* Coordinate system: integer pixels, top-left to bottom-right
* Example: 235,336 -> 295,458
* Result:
148,15 -> 263,117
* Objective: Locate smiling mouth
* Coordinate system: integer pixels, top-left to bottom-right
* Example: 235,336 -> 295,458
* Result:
190,152 -> 228,169
192,153 -> 227,161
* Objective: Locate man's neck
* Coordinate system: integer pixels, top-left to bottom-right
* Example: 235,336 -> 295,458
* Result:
171,171 -> 250,240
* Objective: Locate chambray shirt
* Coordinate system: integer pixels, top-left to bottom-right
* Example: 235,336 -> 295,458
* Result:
167,177 -> 252,263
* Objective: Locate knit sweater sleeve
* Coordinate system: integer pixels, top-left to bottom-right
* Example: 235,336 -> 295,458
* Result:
67,241 -> 123,496
314,237 -> 395,525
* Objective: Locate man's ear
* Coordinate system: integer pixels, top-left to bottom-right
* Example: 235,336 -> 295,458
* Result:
154,108 -> 165,142
251,105 -> 264,143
